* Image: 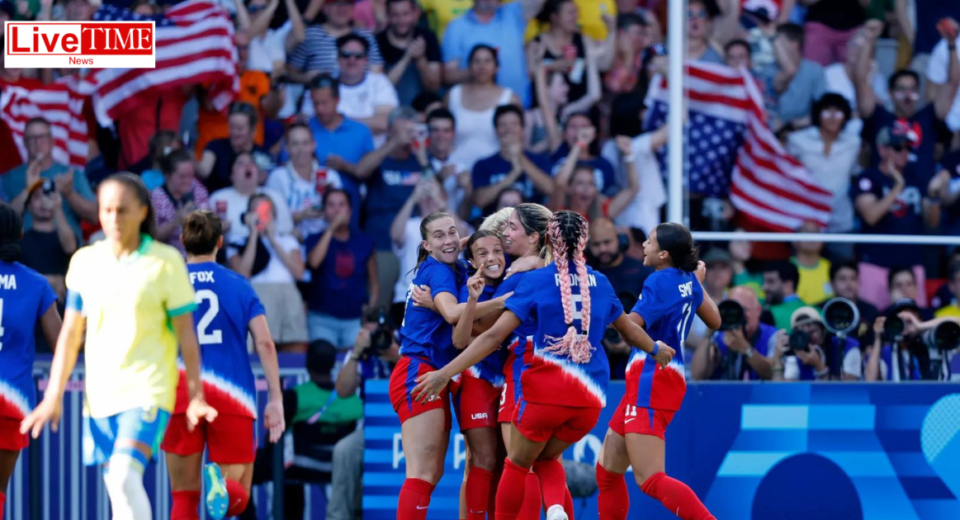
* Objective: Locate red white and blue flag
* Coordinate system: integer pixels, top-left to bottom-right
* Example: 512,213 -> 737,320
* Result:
645,62 -> 832,232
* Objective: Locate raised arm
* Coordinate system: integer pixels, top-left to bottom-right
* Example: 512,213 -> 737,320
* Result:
284,0 -> 306,52
934,21 -> 960,120
855,20 -> 883,119
605,136 -> 641,219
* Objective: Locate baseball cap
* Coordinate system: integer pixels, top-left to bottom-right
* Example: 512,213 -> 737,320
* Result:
702,248 -> 732,267
790,306 -> 824,329
876,121 -> 919,149
888,298 -> 921,316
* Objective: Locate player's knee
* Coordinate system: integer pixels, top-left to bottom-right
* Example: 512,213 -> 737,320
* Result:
104,463 -> 145,502
469,447 -> 497,471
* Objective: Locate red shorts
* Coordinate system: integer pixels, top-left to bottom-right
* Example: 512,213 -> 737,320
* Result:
161,413 -> 257,464
514,399 -> 600,444
0,416 -> 28,451
608,395 -> 675,440
388,356 -> 452,430
498,379 -> 516,424
452,372 -> 500,431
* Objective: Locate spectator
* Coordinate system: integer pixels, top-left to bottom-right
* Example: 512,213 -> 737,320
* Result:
419,0 -> 472,41
134,130 -> 182,190
5,118 -> 97,242
446,45 -> 522,170
769,23 -> 825,129
818,259 -> 879,337
377,0 -> 442,105
424,108 -> 472,219
316,34 -> 400,146
472,105 -> 554,214
934,263 -> 960,320
194,34 -> 281,159
496,188 -> 524,210
886,267 -> 926,313
354,106 -> 429,305
802,0 -> 865,66
724,38 -> 752,69
928,17 -> 960,135
852,125 -> 938,309
601,93 -> 668,236
691,286 -> 776,381
389,179 -> 452,316
587,217 -> 652,300
729,232 -> 765,300
441,0 -> 549,107
412,91 -> 445,120
864,299 -> 934,381
235,0 -> 306,80
791,221 -> 832,305
686,0 -> 724,65
550,112 -> 619,197
228,193 -> 308,351
19,180 -> 77,301
305,75 -> 376,229
198,102 -> 272,193
604,13 -> 649,94
822,27 -> 890,134
329,311 -> 400,520
771,306 -> 862,381
929,144 -> 960,237
686,248 -> 734,358
267,123 -> 344,240
763,260 -> 805,330
548,135 -> 639,222
527,65 -> 570,155
931,251 -> 960,310
527,0 -> 602,112
209,151 -> 293,244
786,94 -> 860,242
150,150 -> 211,255
856,19 -> 959,175
305,189 -> 378,347
287,0 -> 384,84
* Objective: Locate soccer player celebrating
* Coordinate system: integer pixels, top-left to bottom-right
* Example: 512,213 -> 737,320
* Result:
20,174 -> 217,520
413,210 -> 674,520
0,203 -> 62,520
162,210 -> 285,520
389,211 -> 510,520
597,223 -> 721,520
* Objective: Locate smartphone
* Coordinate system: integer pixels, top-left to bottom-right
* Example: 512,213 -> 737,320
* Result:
215,200 -> 228,217
255,200 -> 272,232
315,167 -> 329,193
562,44 -> 578,61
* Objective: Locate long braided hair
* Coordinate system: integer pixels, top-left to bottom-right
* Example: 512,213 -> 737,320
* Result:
543,210 -> 593,363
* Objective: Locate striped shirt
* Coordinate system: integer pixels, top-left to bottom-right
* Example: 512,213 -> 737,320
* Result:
288,26 -> 384,77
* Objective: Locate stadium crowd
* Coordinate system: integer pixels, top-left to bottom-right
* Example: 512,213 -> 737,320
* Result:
3,0 -> 960,517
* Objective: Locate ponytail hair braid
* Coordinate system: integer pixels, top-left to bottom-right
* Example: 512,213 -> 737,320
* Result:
543,211 -> 593,364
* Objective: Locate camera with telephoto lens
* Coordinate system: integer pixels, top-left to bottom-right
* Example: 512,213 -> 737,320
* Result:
822,297 -> 860,336
884,316 -> 906,341
922,321 -> 960,351
364,309 -> 394,360
718,300 -> 746,331
787,329 -> 811,355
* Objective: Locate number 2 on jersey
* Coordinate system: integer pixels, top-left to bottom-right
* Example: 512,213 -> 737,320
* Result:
195,289 -> 222,345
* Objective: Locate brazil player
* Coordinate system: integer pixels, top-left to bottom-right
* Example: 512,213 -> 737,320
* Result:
0,203 -> 62,520
414,211 -> 674,520
597,223 -> 721,520
163,210 -> 285,520
20,174 -> 217,520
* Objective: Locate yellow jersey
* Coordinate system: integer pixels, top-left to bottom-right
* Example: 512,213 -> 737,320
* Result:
935,305 -> 960,320
519,0 -> 617,42
65,235 -> 196,418
419,0 -> 473,41
792,257 -> 833,306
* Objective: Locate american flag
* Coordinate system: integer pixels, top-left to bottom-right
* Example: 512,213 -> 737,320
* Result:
92,0 -> 238,119
0,75 -> 95,169
645,62 -> 832,232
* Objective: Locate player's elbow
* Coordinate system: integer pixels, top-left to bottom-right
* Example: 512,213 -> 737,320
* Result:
255,337 -> 277,357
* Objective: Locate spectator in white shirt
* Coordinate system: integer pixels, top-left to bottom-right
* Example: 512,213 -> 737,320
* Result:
266,123 -> 344,240
210,151 -> 294,244
786,94 -> 860,243
822,27 -> 890,135
424,108 -> 472,219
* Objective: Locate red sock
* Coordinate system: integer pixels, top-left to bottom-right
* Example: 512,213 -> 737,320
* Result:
171,490 -> 201,520
532,459 -> 566,510
640,473 -> 715,520
519,471 -> 541,520
495,458 -> 529,520
466,466 -> 494,520
596,464 -> 628,520
225,479 -> 249,517
399,478 -> 436,520
564,485 -> 575,520
488,468 -> 500,519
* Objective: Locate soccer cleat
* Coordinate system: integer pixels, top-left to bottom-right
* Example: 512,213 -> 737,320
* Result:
546,504 -> 569,520
203,463 -> 228,519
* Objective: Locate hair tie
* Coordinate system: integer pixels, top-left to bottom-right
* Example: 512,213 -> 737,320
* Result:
650,342 -> 659,357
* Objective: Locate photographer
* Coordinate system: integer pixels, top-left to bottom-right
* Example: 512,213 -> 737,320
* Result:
691,286 -> 776,381
865,299 -> 960,381
771,307 -> 862,381
329,308 -> 400,520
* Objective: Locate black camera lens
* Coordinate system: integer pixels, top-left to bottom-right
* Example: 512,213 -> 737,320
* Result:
718,300 -> 746,331
604,327 -> 621,344
789,329 -> 810,353
822,298 -> 860,335
923,322 -> 960,351
884,316 -> 905,340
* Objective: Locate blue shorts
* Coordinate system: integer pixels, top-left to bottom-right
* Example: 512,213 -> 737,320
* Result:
83,406 -> 171,469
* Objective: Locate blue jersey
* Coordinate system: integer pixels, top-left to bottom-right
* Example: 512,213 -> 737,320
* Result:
399,256 -> 464,369
504,262 -> 623,408
0,262 -> 57,419
495,271 -> 538,396
627,268 -> 703,410
176,262 -> 265,419
458,281 -> 506,385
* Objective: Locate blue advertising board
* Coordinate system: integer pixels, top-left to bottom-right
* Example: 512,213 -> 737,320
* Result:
364,381 -> 960,520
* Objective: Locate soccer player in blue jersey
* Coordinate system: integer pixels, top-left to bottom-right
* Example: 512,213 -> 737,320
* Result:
162,210 -> 285,520
0,203 -> 62,520
413,211 -> 674,520
597,222 -> 721,520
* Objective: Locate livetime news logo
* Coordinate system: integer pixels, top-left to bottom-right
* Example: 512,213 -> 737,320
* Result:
4,22 -> 156,69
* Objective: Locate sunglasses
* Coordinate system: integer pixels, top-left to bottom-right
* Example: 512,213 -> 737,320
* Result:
339,50 -> 366,60
888,143 -> 909,153
820,109 -> 844,119
688,9 -> 708,20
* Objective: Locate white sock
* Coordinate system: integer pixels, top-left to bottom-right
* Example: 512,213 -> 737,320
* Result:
103,456 -> 152,520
